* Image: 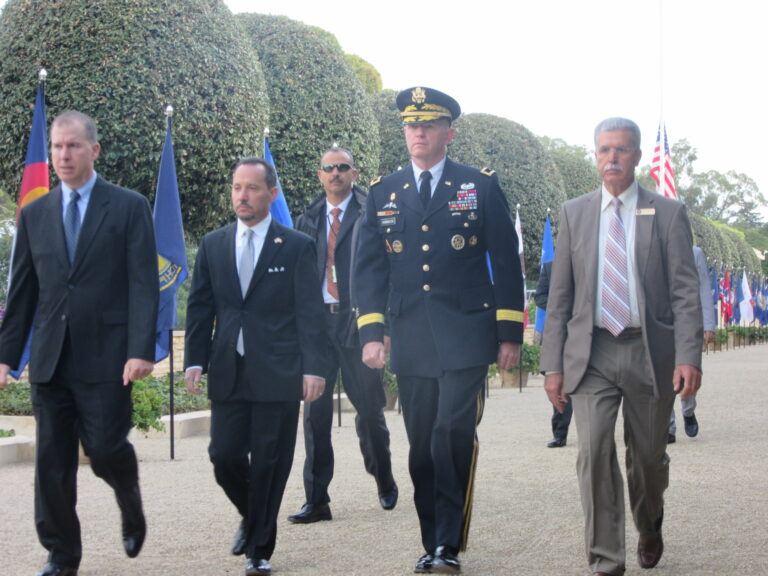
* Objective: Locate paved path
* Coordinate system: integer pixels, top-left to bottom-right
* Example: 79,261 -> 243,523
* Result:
1,343 -> 767,575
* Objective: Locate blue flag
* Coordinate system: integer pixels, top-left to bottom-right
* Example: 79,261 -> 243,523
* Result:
710,261 -> 719,328
535,214 -> 555,334
152,116 -> 188,362
264,136 -> 293,227
9,78 -> 49,380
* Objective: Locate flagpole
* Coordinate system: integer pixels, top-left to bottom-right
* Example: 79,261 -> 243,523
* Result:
657,0 -> 666,196
165,104 -> 176,461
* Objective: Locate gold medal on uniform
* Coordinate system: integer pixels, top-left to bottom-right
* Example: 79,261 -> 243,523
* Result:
469,235 -> 478,247
392,240 -> 403,253
451,234 -> 465,250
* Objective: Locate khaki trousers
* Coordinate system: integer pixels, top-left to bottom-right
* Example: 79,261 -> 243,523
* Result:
571,330 -> 674,575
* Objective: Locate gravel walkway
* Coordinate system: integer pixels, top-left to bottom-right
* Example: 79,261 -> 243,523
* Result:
1,343 -> 766,575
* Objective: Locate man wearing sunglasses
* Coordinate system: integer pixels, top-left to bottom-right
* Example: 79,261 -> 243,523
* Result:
355,87 -> 525,574
289,147 -> 398,525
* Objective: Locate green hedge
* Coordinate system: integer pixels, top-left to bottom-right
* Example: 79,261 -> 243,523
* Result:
237,14 -> 380,215
450,113 -> 567,277
0,0 -> 269,240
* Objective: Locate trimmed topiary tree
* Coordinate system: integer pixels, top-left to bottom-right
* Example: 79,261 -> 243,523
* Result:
540,136 -> 601,200
237,14 -> 380,215
0,0 -> 269,240
450,113 -> 567,277
346,54 -> 382,95
372,89 -> 409,178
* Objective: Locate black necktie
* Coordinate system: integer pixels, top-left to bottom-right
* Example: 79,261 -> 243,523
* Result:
419,171 -> 432,208
64,189 -> 81,263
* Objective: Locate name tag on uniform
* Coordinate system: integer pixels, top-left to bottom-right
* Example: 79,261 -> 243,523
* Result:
636,208 -> 655,216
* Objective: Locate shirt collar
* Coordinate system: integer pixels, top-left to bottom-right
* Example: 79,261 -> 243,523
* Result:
62,171 -> 98,202
412,156 -> 447,185
325,192 -> 353,215
601,179 -> 638,212
237,213 -> 272,238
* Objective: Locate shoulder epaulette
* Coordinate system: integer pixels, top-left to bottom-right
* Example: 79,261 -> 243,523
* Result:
370,176 -> 383,187
480,167 -> 496,177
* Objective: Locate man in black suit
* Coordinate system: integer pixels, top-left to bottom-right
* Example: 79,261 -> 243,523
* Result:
355,87 -> 525,574
289,147 -> 397,524
184,158 -> 327,576
0,110 -> 159,576
534,260 -> 573,448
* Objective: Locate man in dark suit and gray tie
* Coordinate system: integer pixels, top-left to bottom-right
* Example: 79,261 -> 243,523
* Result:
541,118 -> 703,576
184,157 -> 327,576
0,111 -> 159,576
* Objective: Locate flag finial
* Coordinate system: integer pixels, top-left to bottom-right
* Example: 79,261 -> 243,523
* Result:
264,126 -> 270,137
38,68 -> 47,82
516,203 -> 520,210
164,104 -> 174,118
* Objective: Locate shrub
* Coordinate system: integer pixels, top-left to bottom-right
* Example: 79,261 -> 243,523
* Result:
0,0 -> 269,241
237,14 -> 380,215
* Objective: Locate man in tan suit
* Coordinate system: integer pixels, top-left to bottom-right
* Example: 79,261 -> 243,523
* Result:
540,117 -> 703,576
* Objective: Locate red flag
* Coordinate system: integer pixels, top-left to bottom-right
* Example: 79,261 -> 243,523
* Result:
650,122 -> 677,200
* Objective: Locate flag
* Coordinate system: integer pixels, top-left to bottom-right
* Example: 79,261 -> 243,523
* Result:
719,267 -> 731,326
650,122 -> 677,200
8,76 -> 49,379
263,135 -> 292,227
752,275 -> 763,324
153,114 -> 188,362
731,269 -> 740,325
738,270 -> 754,324
514,207 -> 528,328
710,263 -> 719,327
535,213 -> 554,334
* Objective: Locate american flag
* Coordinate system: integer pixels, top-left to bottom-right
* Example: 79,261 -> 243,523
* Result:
650,122 -> 677,199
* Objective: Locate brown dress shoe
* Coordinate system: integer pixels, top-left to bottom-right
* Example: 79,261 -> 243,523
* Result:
637,530 -> 664,568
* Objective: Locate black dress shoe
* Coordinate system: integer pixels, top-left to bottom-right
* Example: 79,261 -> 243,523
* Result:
547,438 -> 567,448
432,545 -> 461,574
246,558 -> 272,575
35,563 -> 78,576
117,485 -> 146,558
379,483 -> 399,510
414,552 -> 434,573
684,413 -> 699,437
287,502 -> 332,524
667,433 -> 676,444
232,519 -> 247,555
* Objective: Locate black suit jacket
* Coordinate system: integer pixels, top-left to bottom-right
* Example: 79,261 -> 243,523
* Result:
184,219 -> 327,402
355,158 -> 525,377
0,178 -> 159,383
295,186 -> 367,347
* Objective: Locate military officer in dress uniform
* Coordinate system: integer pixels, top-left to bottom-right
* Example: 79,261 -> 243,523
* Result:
354,87 -> 525,574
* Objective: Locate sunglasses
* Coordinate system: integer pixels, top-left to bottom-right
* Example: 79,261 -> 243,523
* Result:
320,163 -> 353,173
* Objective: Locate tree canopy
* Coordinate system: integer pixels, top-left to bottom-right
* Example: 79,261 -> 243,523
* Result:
0,0 -> 269,240
539,136 -> 601,200
450,113 -> 567,277
237,13 -> 380,215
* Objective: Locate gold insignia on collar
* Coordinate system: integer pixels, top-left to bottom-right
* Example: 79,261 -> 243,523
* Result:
370,176 -> 382,186
445,181 -> 452,186
480,167 -> 496,176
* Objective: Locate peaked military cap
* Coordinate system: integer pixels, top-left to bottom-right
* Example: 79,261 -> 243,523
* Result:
396,86 -> 461,124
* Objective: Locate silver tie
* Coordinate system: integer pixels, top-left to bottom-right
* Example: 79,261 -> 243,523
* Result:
237,229 -> 255,355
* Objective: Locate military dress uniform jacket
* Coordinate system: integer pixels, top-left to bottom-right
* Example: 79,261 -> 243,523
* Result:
355,158 -> 525,378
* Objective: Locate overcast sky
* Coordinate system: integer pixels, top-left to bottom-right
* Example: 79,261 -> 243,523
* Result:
223,0 -> 767,220
1,0 -> 764,218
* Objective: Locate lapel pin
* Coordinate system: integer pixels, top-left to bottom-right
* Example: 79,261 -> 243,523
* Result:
274,237 -> 283,244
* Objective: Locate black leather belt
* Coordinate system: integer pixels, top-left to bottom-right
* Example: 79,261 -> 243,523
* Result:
596,326 -> 642,339
326,303 -> 341,314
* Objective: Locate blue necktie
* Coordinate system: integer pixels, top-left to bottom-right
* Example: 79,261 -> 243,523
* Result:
64,189 -> 81,263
